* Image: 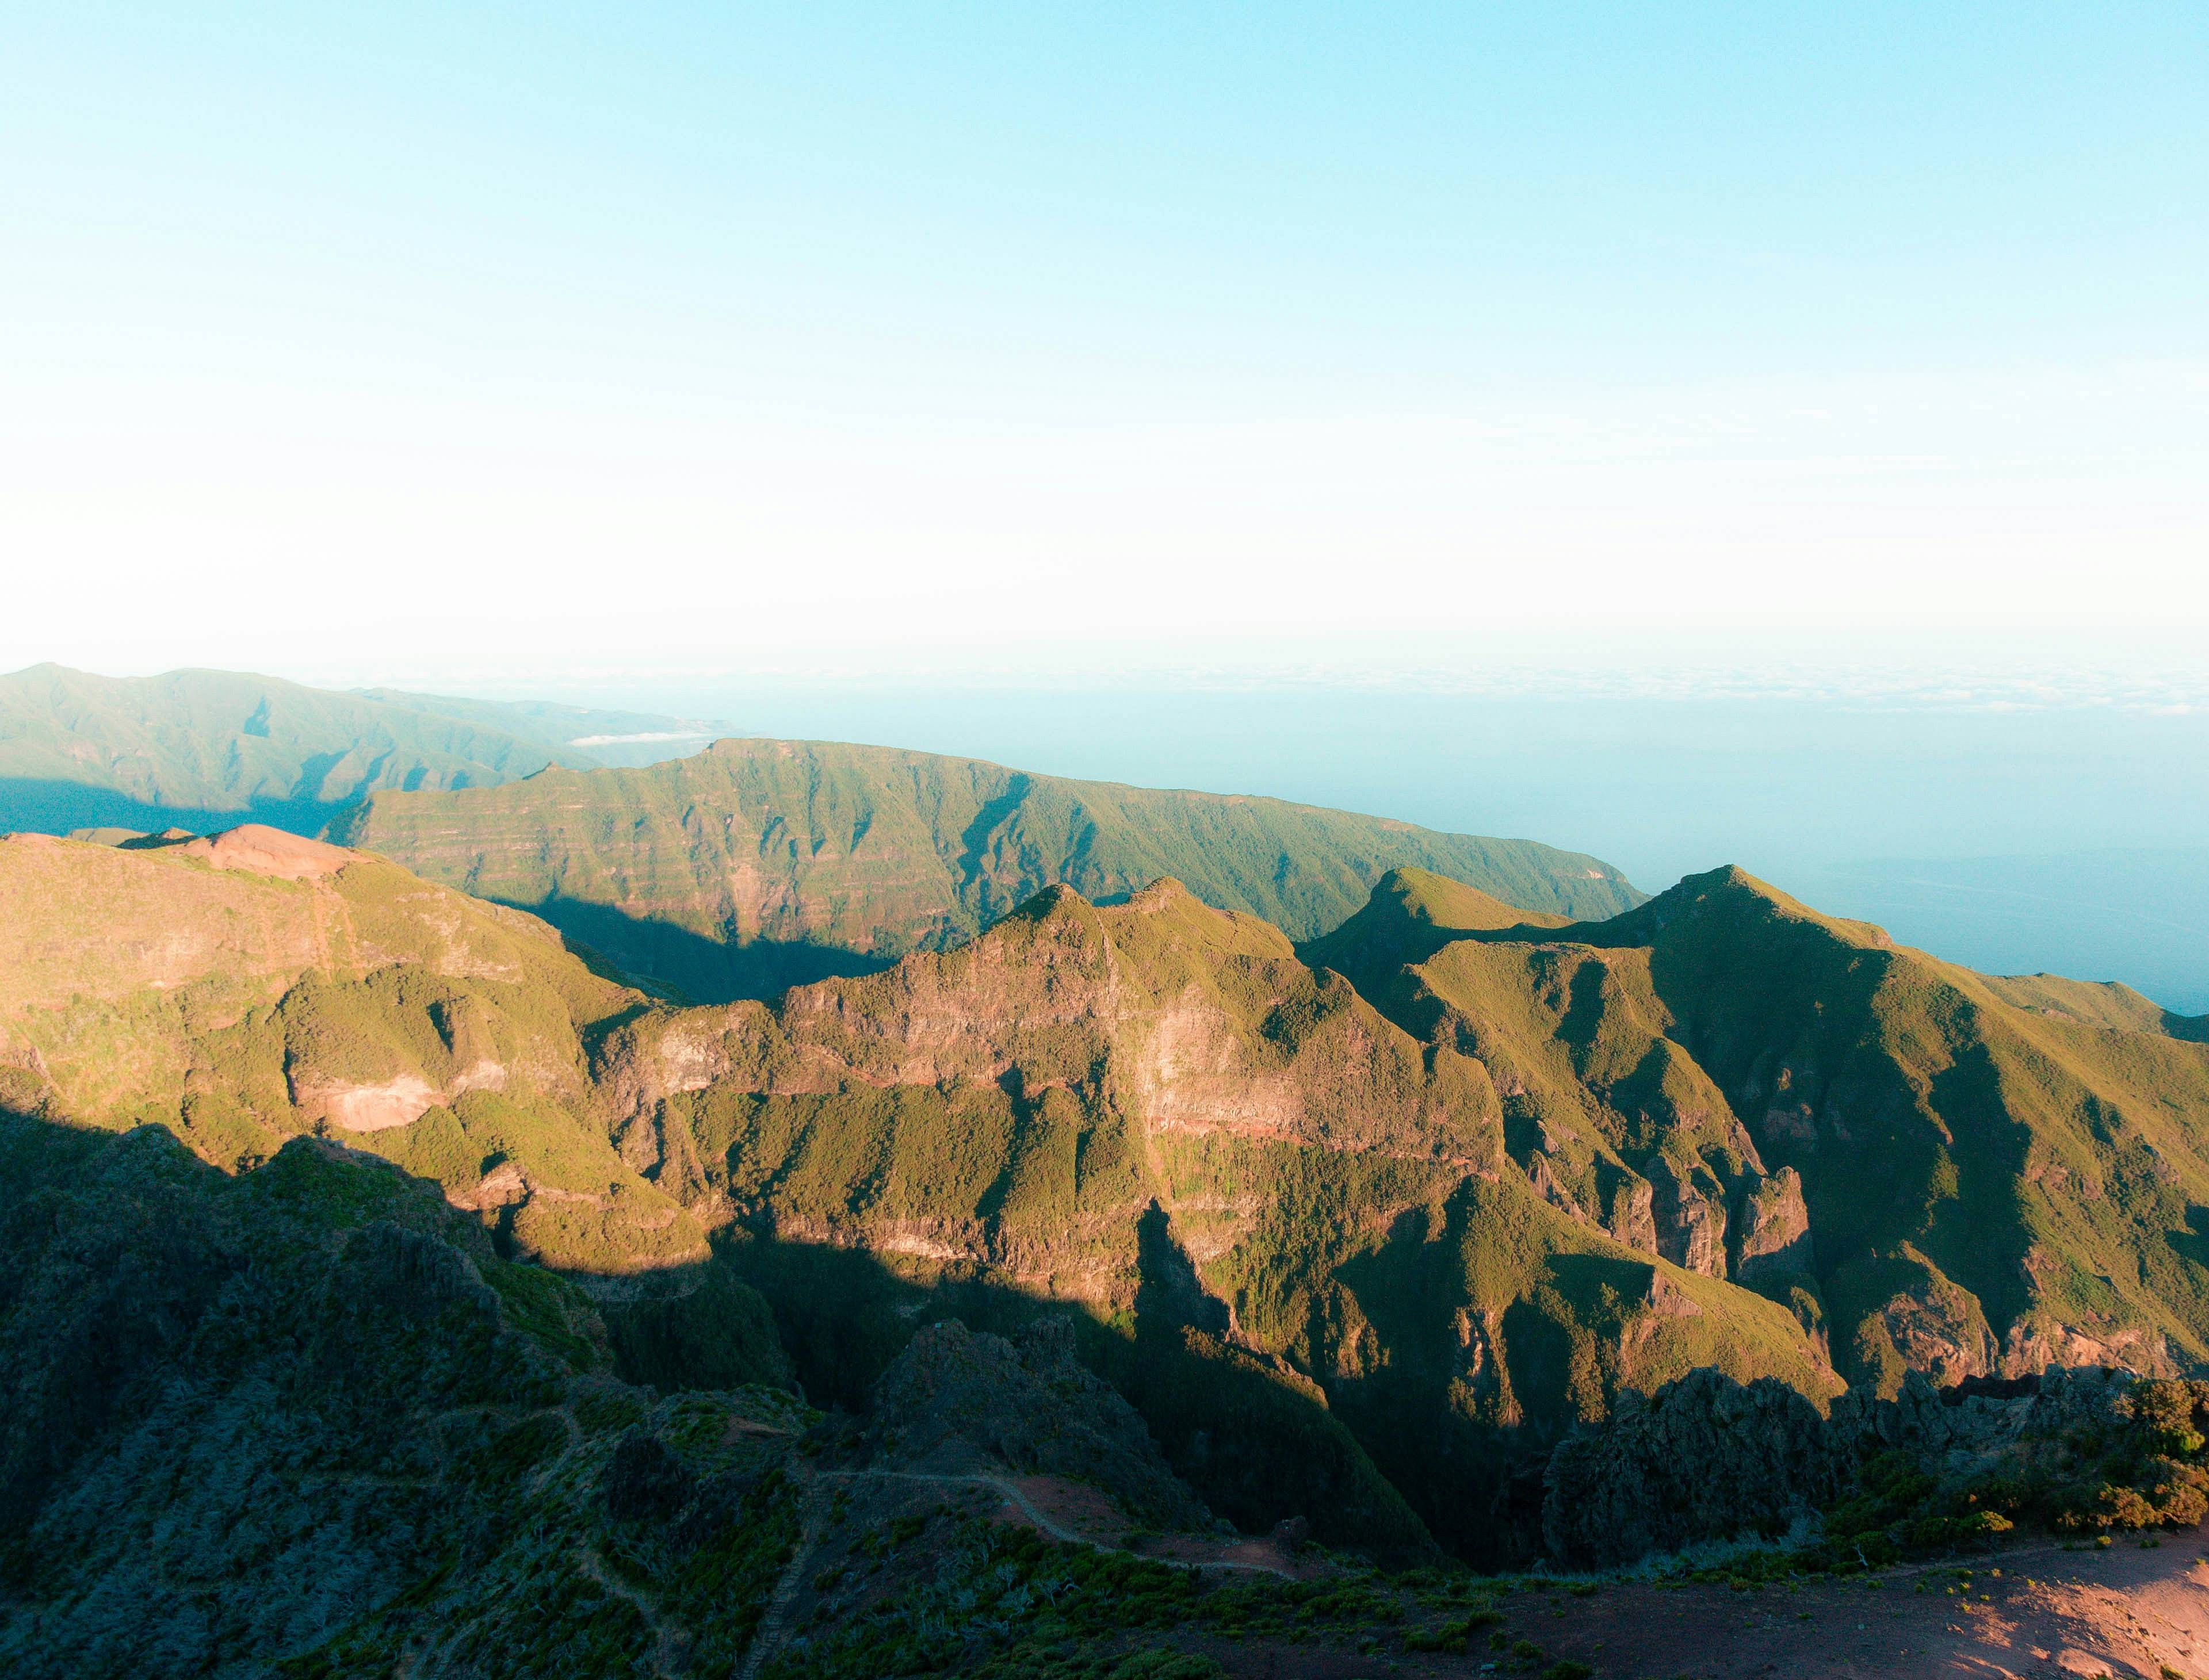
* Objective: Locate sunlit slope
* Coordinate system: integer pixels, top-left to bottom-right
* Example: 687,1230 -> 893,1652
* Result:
605,875 -> 1837,1557
0,833 -> 1817,1563
1335,863 -> 2209,1393
0,827 -> 708,1275
1298,864 -> 1570,984
0,662 -> 707,835
339,736 -> 1644,1003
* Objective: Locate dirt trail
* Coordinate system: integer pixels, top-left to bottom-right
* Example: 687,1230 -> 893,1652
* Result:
1192,1533 -> 2209,1680
733,1463 -> 1302,1679
575,1544 -> 687,1679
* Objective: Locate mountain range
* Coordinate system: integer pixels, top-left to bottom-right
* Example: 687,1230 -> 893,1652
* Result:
336,736 -> 1644,1002
5,669 -> 2209,1673
0,663 -> 716,837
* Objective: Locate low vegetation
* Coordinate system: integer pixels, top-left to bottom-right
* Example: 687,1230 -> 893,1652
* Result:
341,735 -> 1642,1001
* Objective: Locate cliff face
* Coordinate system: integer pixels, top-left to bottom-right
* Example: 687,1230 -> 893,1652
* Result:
1320,864 -> 2209,1404
338,736 -> 1644,1002
593,875 -> 1836,1560
13,835 -> 2208,1572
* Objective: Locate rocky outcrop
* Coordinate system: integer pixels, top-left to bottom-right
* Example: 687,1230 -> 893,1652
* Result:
1607,1173 -> 1660,1255
1876,1268 -> 1998,1387
1524,1151 -> 1591,1223
1542,1369 -> 1840,1566
2001,1314 -> 2181,1380
1646,1154 -> 1728,1277
1733,1167 -> 1813,1283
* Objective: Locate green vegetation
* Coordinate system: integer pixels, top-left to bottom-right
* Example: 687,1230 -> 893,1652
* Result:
1298,863 -> 1570,986
760,1517 -> 1418,1680
1514,866 -> 2209,1392
605,875 -> 1835,1562
0,1105 -> 815,1679
0,661 -> 708,837
10,811 -> 2209,1618
1316,863 -> 2209,1404
340,735 -> 1643,1002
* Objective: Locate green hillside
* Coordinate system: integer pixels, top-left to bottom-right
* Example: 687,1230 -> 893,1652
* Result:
0,824 -> 720,1279
1298,864 -> 1570,984
339,736 -> 1645,1004
16,831 -> 2209,1585
1329,864 -> 2209,1399
353,684 -> 720,768
0,831 -> 1809,1569
0,663 -> 709,836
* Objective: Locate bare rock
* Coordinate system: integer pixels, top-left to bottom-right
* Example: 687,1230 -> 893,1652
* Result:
1525,1151 -> 1591,1224
1542,1369 -> 1840,1568
1608,1173 -> 1659,1256
1646,1154 -> 1728,1277
1734,1167 -> 1814,1283
1877,1272 -> 1996,1387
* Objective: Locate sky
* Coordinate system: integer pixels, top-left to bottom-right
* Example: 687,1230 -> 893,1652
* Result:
4,3 -> 2208,680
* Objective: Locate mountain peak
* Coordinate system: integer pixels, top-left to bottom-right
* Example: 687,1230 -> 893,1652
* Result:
1123,875 -> 1197,912
1591,863 -> 1894,951
179,824 -> 356,881
1368,865 -> 1571,932
1297,866 -> 1569,993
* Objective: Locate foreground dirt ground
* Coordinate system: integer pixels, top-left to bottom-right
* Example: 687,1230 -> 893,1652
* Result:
968,1469 -> 2209,1680
767,1463 -> 2208,1678
1186,1533 -> 2209,1680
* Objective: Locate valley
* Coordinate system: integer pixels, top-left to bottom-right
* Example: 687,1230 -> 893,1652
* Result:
3,722 -> 2207,1675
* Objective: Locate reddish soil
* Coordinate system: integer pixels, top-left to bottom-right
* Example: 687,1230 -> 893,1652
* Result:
1188,1533 -> 2209,1680
800,1461 -> 2209,1677
182,823 -> 352,879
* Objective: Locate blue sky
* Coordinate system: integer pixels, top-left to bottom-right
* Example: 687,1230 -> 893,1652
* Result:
4,4 -> 2207,675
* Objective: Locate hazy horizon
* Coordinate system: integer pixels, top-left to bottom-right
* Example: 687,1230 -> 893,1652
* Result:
18,648 -> 2205,1011
6,6 -> 2204,997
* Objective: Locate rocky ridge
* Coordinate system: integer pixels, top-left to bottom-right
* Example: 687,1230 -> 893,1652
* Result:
5,831 -> 2209,1578
337,735 -> 1644,1002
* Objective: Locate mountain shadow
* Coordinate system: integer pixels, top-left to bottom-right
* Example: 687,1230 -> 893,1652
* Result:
0,779 -> 354,844
714,1222 -> 1436,1561
518,896 -> 896,1004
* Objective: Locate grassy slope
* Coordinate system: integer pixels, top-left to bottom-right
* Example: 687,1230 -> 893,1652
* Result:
0,831 -> 710,1277
613,876 -> 1835,1559
58,836 -> 2209,1568
0,662 -> 706,835
0,835 -> 1817,1562
1339,865 -> 2209,1397
339,737 -> 1644,1004
1298,864 -> 1571,985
